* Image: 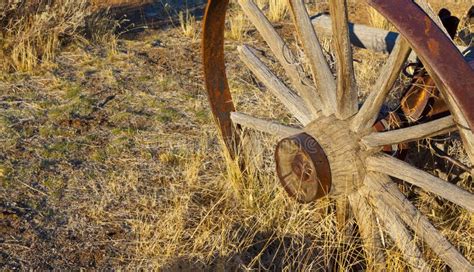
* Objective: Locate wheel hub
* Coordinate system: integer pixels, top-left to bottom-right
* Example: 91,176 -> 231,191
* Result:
276,115 -> 377,202
275,132 -> 331,203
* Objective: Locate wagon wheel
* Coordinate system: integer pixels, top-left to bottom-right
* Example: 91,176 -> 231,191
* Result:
202,0 -> 474,270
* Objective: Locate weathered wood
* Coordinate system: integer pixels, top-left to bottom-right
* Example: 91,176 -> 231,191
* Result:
238,45 -> 312,125
312,14 -> 397,54
351,36 -> 411,132
305,116 -> 366,196
289,0 -> 336,116
329,0 -> 358,120
366,153 -> 474,212
310,14 -> 468,63
361,184 -> 430,272
348,190 -> 386,270
366,173 -> 473,271
238,0 -> 322,118
361,115 -> 457,148
230,112 -> 302,138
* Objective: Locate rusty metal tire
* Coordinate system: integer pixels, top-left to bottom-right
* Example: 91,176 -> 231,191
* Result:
201,0 -> 239,157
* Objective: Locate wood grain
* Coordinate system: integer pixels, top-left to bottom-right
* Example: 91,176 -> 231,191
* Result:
239,0 -> 322,118
366,153 -> 474,212
362,181 -> 430,272
348,190 -> 386,270
329,0 -> 358,120
361,116 -> 456,148
230,112 -> 302,138
289,0 -> 336,116
365,173 -> 473,271
351,37 -> 411,132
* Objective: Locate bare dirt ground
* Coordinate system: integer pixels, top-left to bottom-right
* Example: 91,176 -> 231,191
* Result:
0,0 -> 472,270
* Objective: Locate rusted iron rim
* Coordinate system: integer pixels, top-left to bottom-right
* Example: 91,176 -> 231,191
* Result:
202,0 -> 238,157
368,0 -> 474,131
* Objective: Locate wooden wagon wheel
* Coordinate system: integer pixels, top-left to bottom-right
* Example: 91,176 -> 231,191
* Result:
202,0 -> 474,270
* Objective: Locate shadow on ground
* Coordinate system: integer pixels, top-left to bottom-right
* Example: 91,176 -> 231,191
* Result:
161,230 -> 365,271
100,0 -> 207,34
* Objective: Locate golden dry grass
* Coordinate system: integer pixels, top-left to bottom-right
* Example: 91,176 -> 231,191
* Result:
227,13 -> 249,41
254,0 -> 289,22
0,0 -> 92,72
0,0 -> 473,270
179,9 -> 199,41
367,6 -> 392,30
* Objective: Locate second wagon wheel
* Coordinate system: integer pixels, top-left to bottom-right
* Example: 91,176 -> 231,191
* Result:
202,0 -> 474,270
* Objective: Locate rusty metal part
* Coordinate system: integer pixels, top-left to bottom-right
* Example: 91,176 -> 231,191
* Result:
369,0 -> 474,131
400,9 -> 458,122
202,0 -> 239,157
275,133 -> 331,203
401,70 -> 449,121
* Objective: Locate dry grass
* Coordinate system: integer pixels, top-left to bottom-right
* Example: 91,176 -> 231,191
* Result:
227,13 -> 248,41
179,9 -> 199,42
0,0 -> 92,72
0,0 -> 473,270
267,0 -> 289,22
254,0 -> 289,22
367,6 -> 392,30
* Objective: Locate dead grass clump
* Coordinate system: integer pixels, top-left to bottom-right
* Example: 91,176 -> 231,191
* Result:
254,0 -> 289,22
0,0 -> 91,71
227,13 -> 248,41
179,9 -> 199,42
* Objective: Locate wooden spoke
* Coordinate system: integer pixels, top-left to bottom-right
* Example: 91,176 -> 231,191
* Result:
329,0 -> 357,120
365,173 -> 473,271
361,116 -> 457,148
367,153 -> 474,212
238,45 -> 312,125
230,112 -> 302,138
361,185 -> 430,271
288,0 -> 336,115
335,197 -> 350,231
351,37 -> 412,132
238,0 -> 322,117
348,190 -> 386,270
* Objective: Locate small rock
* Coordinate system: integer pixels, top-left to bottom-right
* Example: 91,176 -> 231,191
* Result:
151,40 -> 165,48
